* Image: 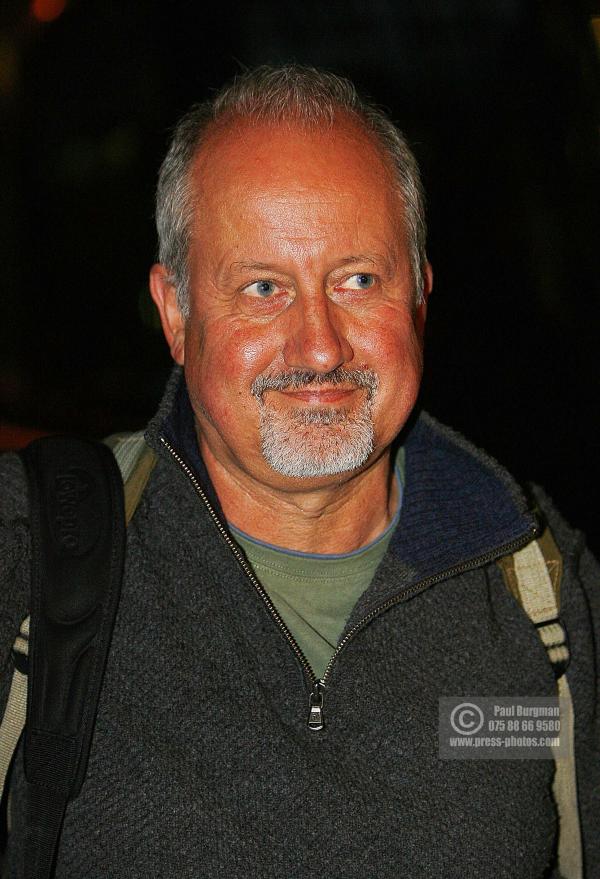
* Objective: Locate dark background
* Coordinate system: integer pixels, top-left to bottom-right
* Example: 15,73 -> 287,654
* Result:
1,0 -> 599,549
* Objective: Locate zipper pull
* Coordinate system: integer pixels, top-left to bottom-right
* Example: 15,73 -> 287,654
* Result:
308,680 -> 325,731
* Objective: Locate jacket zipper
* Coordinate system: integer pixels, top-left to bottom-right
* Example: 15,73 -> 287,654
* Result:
159,436 -> 538,732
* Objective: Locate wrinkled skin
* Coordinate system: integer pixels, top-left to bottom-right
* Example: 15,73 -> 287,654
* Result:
150,115 -> 432,552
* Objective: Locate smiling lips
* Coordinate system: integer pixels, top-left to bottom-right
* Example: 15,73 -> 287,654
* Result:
271,386 -> 360,405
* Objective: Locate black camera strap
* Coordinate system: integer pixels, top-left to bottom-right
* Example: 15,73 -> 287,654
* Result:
20,437 -> 125,879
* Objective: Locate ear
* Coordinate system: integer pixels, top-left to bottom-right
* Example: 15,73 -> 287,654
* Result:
149,264 -> 185,365
415,261 -> 433,339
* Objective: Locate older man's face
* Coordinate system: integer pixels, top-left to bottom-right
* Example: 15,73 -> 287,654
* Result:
160,117 -> 429,491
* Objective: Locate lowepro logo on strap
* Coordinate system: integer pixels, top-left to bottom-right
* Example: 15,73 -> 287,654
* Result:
49,468 -> 97,557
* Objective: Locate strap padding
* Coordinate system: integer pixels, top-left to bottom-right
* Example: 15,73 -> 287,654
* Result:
0,617 -> 29,796
20,437 -> 126,879
498,531 -> 582,879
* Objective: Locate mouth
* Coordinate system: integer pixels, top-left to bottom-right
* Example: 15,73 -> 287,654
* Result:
270,385 -> 360,405
251,368 -> 379,405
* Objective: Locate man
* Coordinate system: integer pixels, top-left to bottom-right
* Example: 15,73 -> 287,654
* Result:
1,65 -> 598,877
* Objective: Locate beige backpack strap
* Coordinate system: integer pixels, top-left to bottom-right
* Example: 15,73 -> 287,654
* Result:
498,529 -> 583,879
0,616 -> 29,801
0,433 -> 156,805
105,431 -> 157,524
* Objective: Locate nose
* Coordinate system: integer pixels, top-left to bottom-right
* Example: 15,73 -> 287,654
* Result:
282,292 -> 354,373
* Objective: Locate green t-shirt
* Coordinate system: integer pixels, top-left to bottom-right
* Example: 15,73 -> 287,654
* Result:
229,455 -> 403,679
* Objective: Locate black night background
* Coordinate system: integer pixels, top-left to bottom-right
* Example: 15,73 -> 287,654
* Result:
1,0 -> 599,550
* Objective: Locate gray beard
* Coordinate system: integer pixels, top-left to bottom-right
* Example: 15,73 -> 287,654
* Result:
251,368 -> 378,478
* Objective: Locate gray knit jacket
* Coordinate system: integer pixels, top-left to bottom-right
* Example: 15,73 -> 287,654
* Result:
1,368 -> 599,878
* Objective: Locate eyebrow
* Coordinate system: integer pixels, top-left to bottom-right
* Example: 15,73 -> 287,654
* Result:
336,255 -> 377,267
228,255 -> 379,276
332,253 -> 394,279
228,261 -> 277,274
220,254 -> 393,290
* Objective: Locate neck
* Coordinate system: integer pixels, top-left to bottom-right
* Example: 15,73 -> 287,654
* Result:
199,439 -> 399,555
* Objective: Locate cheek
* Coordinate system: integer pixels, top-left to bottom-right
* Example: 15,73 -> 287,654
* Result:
353,308 -> 423,374
356,311 -> 423,434
216,323 -> 282,381
186,320 -> 282,414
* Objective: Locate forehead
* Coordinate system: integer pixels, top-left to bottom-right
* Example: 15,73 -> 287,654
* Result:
188,116 -> 405,254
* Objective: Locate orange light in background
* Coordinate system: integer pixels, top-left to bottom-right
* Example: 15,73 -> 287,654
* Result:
0,423 -> 51,451
31,0 -> 67,23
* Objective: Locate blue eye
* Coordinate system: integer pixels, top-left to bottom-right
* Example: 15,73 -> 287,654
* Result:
345,273 -> 375,290
246,280 -> 278,298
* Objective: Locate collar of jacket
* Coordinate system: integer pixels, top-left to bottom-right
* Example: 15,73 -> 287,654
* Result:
145,366 -> 539,616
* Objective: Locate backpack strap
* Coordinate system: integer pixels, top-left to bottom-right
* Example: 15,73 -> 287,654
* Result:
20,437 -> 126,879
497,528 -> 569,678
0,433 -> 155,875
497,529 -> 583,879
0,618 -> 29,805
103,431 -> 157,525
0,434 -> 155,810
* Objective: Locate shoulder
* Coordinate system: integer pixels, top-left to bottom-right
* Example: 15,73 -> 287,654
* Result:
528,483 -> 586,560
0,452 -> 31,674
0,451 -> 29,520
0,451 -> 30,576
526,487 -> 600,874
528,483 -> 599,614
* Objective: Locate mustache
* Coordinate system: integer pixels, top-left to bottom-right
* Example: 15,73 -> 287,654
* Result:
251,367 -> 379,400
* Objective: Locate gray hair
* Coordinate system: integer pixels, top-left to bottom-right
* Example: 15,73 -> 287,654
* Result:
155,65 -> 427,317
